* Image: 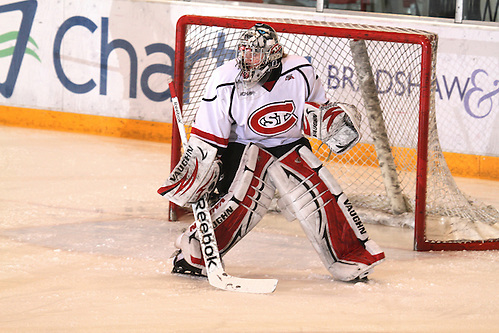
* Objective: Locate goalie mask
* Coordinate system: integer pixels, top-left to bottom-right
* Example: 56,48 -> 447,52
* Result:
236,23 -> 283,86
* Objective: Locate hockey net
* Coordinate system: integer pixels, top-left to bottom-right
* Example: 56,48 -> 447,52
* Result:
170,15 -> 499,251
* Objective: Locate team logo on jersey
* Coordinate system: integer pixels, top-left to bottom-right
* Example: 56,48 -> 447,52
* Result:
248,100 -> 297,136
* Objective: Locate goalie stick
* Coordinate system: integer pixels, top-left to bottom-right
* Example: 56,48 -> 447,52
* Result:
169,82 -> 278,294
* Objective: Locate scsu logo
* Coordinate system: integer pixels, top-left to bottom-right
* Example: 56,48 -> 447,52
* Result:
248,101 -> 297,136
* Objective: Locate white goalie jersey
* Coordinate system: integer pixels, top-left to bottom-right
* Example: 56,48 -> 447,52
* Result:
190,55 -> 328,149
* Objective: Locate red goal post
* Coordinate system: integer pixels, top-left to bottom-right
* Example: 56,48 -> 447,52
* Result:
169,15 -> 499,251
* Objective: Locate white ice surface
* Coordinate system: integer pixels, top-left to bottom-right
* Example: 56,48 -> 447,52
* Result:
1,126 -> 498,332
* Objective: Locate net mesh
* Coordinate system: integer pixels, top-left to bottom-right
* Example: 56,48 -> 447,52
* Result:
175,17 -> 499,247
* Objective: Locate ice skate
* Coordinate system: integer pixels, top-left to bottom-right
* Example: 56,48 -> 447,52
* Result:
171,250 -> 206,277
170,228 -> 208,277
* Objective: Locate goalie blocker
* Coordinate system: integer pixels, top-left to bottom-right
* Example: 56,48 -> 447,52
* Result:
157,137 -> 221,207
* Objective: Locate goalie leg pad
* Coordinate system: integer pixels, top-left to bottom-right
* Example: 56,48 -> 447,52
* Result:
268,145 -> 384,281
212,144 -> 276,255
158,137 -> 221,207
173,144 -> 276,271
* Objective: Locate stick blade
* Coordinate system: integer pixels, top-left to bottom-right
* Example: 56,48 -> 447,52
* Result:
209,271 -> 278,294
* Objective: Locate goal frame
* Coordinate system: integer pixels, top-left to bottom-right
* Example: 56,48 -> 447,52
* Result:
169,15 -> 497,251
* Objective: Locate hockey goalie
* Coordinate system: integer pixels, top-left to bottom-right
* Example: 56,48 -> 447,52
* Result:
158,23 -> 385,282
